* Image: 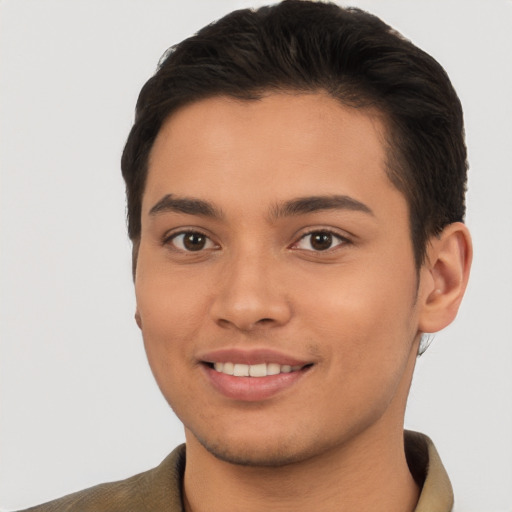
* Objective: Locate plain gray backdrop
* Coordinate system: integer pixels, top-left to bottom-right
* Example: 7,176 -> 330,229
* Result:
1,0 -> 511,510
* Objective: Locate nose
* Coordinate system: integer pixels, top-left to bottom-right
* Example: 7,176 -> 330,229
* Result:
210,252 -> 292,331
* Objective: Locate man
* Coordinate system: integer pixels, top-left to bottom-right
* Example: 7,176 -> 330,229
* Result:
19,1 -> 472,510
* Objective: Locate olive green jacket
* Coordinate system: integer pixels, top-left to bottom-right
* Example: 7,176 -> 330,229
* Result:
19,431 -> 453,512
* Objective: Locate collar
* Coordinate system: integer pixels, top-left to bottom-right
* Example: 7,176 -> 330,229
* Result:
405,430 -> 454,512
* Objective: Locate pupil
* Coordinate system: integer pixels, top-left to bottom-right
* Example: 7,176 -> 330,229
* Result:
311,232 -> 332,251
184,233 -> 206,251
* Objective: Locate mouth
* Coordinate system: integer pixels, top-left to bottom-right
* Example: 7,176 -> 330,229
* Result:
199,349 -> 314,401
205,361 -> 311,377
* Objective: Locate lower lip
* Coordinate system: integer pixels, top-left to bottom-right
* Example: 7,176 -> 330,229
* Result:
203,364 -> 310,402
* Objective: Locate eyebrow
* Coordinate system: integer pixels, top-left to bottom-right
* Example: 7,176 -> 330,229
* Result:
149,194 -> 223,218
270,195 -> 374,219
148,194 -> 373,220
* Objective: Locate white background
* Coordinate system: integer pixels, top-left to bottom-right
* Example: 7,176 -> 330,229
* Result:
1,0 -> 511,510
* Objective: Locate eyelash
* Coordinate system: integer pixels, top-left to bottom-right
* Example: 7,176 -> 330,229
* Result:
291,229 -> 350,252
163,228 -> 349,253
163,230 -> 218,252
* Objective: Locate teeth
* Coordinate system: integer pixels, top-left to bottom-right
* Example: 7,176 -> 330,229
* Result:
267,363 -> 281,376
223,362 -> 234,375
249,363 -> 267,377
212,362 -> 304,377
233,363 -> 249,377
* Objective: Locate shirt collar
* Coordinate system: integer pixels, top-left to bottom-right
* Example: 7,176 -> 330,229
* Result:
405,430 -> 454,512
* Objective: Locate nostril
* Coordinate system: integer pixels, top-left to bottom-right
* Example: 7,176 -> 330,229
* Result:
212,295 -> 292,331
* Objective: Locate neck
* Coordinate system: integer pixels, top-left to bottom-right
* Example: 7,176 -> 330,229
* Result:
183,423 -> 419,512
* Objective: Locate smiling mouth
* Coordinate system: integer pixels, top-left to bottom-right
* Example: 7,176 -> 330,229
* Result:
205,362 -> 312,377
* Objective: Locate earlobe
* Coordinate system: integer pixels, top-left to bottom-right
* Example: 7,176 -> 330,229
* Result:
418,222 -> 472,334
135,310 -> 143,329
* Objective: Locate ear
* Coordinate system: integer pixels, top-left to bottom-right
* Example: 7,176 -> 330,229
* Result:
135,309 -> 143,329
418,222 -> 472,333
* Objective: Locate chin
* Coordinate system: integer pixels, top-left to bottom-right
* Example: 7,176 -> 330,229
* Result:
190,426 -> 328,468
200,439 -> 310,468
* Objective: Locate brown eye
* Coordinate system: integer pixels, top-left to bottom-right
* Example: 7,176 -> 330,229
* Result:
294,230 -> 346,251
310,232 -> 333,251
169,231 -> 216,252
183,233 -> 206,251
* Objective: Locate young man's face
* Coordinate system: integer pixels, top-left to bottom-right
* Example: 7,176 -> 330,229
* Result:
135,93 -> 428,466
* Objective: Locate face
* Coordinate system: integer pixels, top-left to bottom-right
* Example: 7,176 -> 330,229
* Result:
135,93 -> 425,466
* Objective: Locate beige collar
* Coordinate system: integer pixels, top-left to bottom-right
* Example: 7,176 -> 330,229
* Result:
405,430 -> 454,512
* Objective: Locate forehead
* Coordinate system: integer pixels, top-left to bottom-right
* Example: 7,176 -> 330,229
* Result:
144,92 -> 401,217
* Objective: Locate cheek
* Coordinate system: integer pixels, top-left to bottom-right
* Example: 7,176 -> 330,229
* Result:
294,259 -> 418,372
134,263 -> 209,380
298,257 -> 416,330
136,249 -> 212,332
136,278 -> 203,413
297,271 -> 418,425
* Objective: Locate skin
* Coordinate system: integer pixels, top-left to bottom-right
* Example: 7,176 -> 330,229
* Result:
134,92 -> 472,511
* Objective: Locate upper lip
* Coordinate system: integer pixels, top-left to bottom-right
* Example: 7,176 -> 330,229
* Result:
198,348 -> 313,367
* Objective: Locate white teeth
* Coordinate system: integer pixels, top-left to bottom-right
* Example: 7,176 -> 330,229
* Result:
233,363 -> 250,376
249,363 -> 267,377
212,362 -> 304,377
223,362 -> 234,375
267,363 -> 281,376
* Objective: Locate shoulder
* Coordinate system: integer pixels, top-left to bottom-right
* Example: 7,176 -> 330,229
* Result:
17,445 -> 186,512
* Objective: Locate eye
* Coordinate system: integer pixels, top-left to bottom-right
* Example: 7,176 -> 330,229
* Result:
166,231 -> 217,252
293,230 -> 347,251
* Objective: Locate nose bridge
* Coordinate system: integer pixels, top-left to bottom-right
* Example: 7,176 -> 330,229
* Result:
212,242 -> 291,330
